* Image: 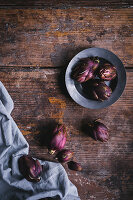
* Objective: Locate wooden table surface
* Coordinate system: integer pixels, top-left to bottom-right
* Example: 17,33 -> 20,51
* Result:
0,1 -> 133,200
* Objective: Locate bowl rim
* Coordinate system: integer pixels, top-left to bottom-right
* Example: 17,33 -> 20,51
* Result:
65,47 -> 126,109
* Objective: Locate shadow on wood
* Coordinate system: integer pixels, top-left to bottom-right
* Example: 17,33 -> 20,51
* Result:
34,120 -> 57,149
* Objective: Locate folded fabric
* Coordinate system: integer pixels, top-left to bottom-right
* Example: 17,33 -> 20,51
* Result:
0,81 -> 80,200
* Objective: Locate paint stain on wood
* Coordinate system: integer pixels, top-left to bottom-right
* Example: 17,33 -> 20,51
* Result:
19,123 -> 40,136
49,97 -> 66,123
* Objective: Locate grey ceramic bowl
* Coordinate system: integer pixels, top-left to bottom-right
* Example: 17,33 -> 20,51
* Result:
65,47 -> 126,109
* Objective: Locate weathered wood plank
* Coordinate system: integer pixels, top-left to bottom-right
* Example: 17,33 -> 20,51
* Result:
0,68 -> 132,199
0,0 -> 132,9
0,8 -> 133,67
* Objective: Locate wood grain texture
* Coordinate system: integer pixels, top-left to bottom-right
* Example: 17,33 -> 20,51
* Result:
0,4 -> 133,200
0,67 -> 132,200
0,0 -> 132,8
0,8 -> 133,67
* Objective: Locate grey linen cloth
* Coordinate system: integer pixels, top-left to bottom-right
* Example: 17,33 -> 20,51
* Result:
0,81 -> 80,200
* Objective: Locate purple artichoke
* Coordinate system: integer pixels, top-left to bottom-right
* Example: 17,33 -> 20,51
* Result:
87,80 -> 112,101
89,120 -> 109,142
18,155 -> 42,182
71,57 -> 99,83
67,161 -> 82,171
49,124 -> 67,154
56,149 -> 74,163
98,63 -> 117,81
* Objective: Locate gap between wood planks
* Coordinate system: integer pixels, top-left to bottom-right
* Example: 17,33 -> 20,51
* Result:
0,0 -> 132,9
0,66 -> 132,71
